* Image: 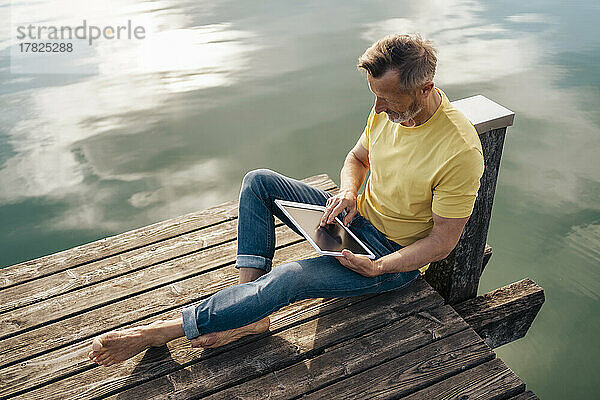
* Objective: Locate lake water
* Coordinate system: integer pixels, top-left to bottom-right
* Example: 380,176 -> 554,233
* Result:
1,0 -> 598,397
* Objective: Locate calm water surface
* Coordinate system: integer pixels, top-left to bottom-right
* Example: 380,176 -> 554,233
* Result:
1,1 -> 598,397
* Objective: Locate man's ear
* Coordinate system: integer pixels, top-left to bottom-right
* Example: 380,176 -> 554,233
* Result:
420,81 -> 435,97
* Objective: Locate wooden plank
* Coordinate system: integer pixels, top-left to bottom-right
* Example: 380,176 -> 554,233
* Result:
425,127 -> 508,304
0,174 -> 336,289
300,329 -> 494,400
453,278 -> 545,348
401,358 -> 525,400
0,224 -> 304,339
507,390 -> 540,400
0,237 -> 310,369
17,281 -> 442,400
204,305 -> 470,400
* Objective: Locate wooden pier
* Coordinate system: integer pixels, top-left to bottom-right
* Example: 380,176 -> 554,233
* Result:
0,96 -> 544,399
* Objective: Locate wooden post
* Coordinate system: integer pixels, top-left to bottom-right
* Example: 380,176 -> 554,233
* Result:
425,96 -> 515,304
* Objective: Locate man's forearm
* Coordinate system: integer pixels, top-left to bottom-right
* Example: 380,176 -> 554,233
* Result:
375,234 -> 450,274
340,152 -> 368,195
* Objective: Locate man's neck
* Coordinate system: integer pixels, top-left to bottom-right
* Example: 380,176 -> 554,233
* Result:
402,88 -> 442,127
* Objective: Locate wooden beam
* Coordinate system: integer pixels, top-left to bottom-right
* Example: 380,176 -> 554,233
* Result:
453,278 -> 545,349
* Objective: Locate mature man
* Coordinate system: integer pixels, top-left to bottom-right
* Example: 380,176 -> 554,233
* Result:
88,34 -> 484,366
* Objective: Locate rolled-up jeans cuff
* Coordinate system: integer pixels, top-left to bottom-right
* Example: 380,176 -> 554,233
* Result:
235,254 -> 273,273
181,304 -> 201,340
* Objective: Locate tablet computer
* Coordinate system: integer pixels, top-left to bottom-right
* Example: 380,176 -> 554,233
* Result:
274,199 -> 376,259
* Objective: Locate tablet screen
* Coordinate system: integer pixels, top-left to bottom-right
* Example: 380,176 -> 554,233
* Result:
279,203 -> 370,255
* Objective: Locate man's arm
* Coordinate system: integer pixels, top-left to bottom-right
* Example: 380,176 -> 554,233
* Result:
320,140 -> 369,227
376,212 -> 469,273
340,140 -> 370,194
336,212 -> 469,277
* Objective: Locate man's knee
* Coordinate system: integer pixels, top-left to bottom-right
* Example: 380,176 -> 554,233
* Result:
241,168 -> 277,193
270,261 -> 308,293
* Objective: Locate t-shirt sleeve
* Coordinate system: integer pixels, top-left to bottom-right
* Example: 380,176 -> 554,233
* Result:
359,106 -> 376,150
432,148 -> 485,218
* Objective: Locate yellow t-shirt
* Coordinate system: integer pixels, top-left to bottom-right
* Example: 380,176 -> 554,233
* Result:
357,88 -> 484,274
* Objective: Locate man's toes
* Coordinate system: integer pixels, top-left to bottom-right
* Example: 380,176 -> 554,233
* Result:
102,356 -> 115,367
94,353 -> 111,364
101,355 -> 115,367
91,337 -> 104,352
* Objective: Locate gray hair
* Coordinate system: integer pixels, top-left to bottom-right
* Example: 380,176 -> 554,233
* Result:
357,34 -> 437,92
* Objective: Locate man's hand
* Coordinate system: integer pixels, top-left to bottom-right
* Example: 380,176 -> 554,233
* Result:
335,249 -> 382,277
320,190 -> 358,227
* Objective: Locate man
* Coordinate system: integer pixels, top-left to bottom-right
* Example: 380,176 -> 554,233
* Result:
88,34 -> 484,366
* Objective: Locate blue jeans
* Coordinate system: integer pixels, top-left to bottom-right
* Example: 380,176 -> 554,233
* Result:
181,169 -> 420,339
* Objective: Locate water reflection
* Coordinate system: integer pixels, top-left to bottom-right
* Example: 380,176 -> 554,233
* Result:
0,0 -> 257,229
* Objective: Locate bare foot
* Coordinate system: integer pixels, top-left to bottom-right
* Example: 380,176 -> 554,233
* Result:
88,319 -> 184,367
190,316 -> 270,349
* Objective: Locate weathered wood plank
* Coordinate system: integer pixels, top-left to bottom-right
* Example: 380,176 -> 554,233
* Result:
0,238 -> 311,368
507,390 -> 540,400
20,280 -> 441,400
0,224 -> 304,339
0,174 -> 336,289
300,329 -> 494,400
453,278 -> 545,349
426,128 -> 508,304
204,305 -> 470,400
401,358 -> 525,400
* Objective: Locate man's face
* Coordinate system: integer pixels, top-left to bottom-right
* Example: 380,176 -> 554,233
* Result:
367,69 -> 423,124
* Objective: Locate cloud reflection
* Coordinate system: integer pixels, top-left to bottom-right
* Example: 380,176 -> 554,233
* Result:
0,0 -> 257,233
